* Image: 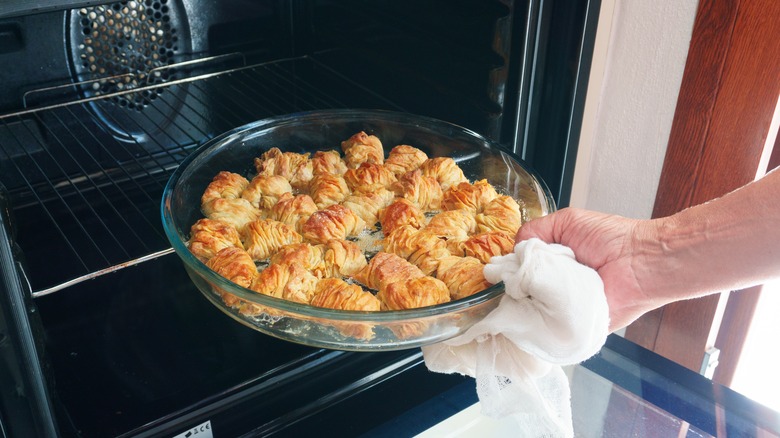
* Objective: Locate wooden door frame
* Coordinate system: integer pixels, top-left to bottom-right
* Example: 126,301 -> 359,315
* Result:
624,0 -> 780,374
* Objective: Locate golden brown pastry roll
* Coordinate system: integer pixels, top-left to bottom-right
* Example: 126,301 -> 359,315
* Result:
460,231 -> 515,264
202,198 -> 262,231
310,278 -> 381,311
381,225 -> 450,276
475,195 -> 524,236
441,179 -> 499,213
390,169 -> 443,212
311,150 -> 348,175
384,145 -> 428,176
269,192 -> 318,233
343,162 -> 397,193
323,239 -> 368,278
378,276 -> 451,310
250,261 -> 317,304
419,157 -> 468,191
309,173 -> 351,209
269,243 -> 327,277
378,198 -> 426,235
341,188 -> 395,229
201,171 -> 250,206
241,174 -> 293,210
424,209 -> 477,240
301,204 -> 367,244
341,131 -> 384,168
188,218 -> 243,263
436,255 -> 492,300
353,252 -> 425,292
206,247 -> 258,306
254,147 -> 313,189
240,219 -> 303,261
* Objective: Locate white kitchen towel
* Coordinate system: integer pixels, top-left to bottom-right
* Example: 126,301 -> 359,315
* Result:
422,238 -> 609,438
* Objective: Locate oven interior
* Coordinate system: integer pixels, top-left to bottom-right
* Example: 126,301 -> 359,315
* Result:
0,1 -> 598,436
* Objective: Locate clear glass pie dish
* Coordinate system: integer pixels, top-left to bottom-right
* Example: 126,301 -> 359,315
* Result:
161,109 -> 556,351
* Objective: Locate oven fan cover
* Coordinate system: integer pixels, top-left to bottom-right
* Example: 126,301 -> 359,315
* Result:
66,0 -> 195,143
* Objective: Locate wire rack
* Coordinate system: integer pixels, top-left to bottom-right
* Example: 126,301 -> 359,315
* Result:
0,55 -> 404,295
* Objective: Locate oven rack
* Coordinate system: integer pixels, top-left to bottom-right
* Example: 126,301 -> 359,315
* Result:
0,55 -> 405,296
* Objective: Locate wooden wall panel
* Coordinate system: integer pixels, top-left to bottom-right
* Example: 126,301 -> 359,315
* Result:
625,0 -> 780,372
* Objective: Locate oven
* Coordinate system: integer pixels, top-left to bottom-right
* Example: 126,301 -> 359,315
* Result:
0,1 -> 600,436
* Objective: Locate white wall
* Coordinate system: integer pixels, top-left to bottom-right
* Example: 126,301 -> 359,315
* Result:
570,0 -> 699,218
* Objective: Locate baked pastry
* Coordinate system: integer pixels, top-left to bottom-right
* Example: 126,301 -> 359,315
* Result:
240,219 -> 303,261
301,204 -> 366,244
378,276 -> 451,310
441,179 -> 498,213
190,130 -> 530,316
353,251 -> 425,292
188,218 -> 243,263
436,255 -> 492,300
312,150 -> 348,175
419,157 -> 468,190
201,171 -> 250,206
459,231 -> 515,264
390,169 -> 442,212
310,278 -> 381,311
309,173 -> 351,209
341,131 -> 384,168
270,243 -> 327,277
322,239 -> 368,278
341,188 -> 395,228
254,147 -> 313,189
206,247 -> 258,306
202,198 -> 261,231
378,198 -> 426,235
343,162 -> 397,193
382,225 -> 450,276
270,192 -> 318,233
424,209 -> 477,240
241,174 -> 293,210
475,195 -> 524,236
384,145 -> 428,176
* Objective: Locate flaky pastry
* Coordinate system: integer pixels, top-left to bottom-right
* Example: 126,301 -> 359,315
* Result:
312,150 -> 348,175
353,252 -> 425,292
241,219 -> 303,261
460,231 -> 515,264
441,179 -> 498,213
322,239 -> 368,278
424,209 -> 477,240
206,247 -> 258,306
378,198 -> 426,235
309,173 -> 351,209
241,174 -> 293,210
436,255 -> 492,300
390,169 -> 442,212
341,188 -> 395,228
201,171 -> 250,206
382,225 -> 450,276
378,276 -> 451,310
343,162 -> 398,193
310,278 -> 381,311
384,145 -> 428,176
301,204 -> 366,244
202,198 -> 261,231
270,192 -> 318,233
419,157 -> 468,191
188,218 -> 243,263
341,131 -> 384,168
270,243 -> 327,277
254,147 -> 313,189
475,194 -> 524,236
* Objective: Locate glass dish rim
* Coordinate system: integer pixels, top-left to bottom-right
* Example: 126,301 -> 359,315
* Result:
161,108 -> 556,323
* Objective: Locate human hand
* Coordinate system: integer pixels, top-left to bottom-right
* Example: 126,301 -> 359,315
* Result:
516,208 -> 663,331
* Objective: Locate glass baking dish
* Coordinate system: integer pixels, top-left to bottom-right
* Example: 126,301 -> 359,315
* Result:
161,109 -> 555,351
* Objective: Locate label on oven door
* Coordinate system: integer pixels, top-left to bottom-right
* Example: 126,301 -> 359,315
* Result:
172,420 -> 213,438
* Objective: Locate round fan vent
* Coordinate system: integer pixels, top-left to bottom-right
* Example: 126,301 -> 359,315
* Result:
71,0 -> 183,111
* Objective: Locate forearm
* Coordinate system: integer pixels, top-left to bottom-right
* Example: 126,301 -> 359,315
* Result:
637,168 -> 780,303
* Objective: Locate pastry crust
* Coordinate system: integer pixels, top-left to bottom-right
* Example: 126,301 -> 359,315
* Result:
254,147 -> 313,189
323,239 -> 368,278
343,162 -> 398,194
341,188 -> 395,229
201,171 -> 250,206
475,195 -> 524,236
378,198 -> 426,235
270,243 -> 327,277
341,131 -> 384,168
250,261 -> 317,304
382,225 -> 450,276
384,145 -> 428,176
188,218 -> 243,263
378,276 -> 451,310
240,219 -> 303,261
460,231 -> 515,264
241,174 -> 293,210
312,150 -> 348,175
202,198 -> 262,231
206,247 -> 258,306
310,278 -> 381,311
270,192 -> 318,233
419,157 -> 468,191
390,169 -> 442,212
309,173 -> 351,209
441,179 -> 498,213
301,204 -> 366,244
436,255 -> 492,300
424,209 -> 477,240
353,252 -> 425,292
